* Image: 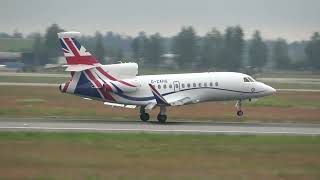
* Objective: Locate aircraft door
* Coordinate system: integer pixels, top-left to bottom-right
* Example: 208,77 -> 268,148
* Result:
173,81 -> 180,92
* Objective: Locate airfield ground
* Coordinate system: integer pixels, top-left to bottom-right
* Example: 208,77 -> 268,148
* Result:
0,85 -> 319,123
0,73 -> 319,179
0,132 -> 319,179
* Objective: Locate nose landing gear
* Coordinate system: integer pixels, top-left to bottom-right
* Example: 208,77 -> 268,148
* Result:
157,105 -> 167,123
235,100 -> 244,117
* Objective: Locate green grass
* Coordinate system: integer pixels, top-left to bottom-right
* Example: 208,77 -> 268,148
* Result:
255,71 -> 320,79
267,83 -> 320,90
0,76 -> 68,83
246,94 -> 320,108
0,86 -> 319,122
0,38 -> 34,52
0,132 -> 319,179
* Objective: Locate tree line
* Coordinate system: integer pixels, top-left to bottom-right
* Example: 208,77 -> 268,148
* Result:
5,24 -> 320,71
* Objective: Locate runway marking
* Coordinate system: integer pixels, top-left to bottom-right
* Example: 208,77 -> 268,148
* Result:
1,126 -> 320,135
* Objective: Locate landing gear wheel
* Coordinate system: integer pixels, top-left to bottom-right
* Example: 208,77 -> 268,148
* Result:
140,113 -> 150,122
157,114 -> 167,123
237,110 -> 244,117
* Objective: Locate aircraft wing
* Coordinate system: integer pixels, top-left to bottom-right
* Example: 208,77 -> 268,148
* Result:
148,84 -> 199,106
168,97 -> 200,106
104,102 -> 136,109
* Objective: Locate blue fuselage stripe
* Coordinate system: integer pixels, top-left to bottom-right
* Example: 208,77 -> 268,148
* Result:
114,87 -> 264,102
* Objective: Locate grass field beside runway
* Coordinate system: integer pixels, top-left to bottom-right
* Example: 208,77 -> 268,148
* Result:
0,76 -> 68,84
268,83 -> 320,90
0,132 -> 319,179
0,86 -> 319,122
0,38 -> 33,52
254,71 -> 320,79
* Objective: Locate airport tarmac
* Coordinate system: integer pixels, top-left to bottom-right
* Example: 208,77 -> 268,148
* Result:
0,118 -> 320,135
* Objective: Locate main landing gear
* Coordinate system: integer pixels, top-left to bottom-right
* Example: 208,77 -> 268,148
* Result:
139,106 -> 150,122
139,105 -> 167,123
235,100 -> 244,117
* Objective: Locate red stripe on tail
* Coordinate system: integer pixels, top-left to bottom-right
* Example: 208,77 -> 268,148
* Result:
84,70 -> 115,101
96,67 -> 136,87
99,89 -> 115,101
66,56 -> 98,65
62,81 -> 70,92
84,69 -> 102,87
64,38 -> 80,56
96,67 -> 116,81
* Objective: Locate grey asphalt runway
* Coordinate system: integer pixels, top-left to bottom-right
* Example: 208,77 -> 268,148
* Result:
0,118 -> 320,135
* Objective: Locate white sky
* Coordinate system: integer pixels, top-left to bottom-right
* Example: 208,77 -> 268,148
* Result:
1,0 -> 319,41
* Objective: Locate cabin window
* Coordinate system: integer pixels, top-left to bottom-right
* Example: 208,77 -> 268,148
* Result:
163,84 -> 167,89
248,77 -> 255,82
204,83 -> 207,87
182,84 -> 185,88
187,83 -> 191,88
210,82 -> 213,87
158,85 -> 161,89
169,84 -> 172,88
215,82 -> 219,86
193,83 -> 196,87
244,77 -> 250,82
199,83 -> 202,87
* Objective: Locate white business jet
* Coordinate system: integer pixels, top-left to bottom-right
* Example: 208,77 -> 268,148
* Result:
58,32 -> 276,123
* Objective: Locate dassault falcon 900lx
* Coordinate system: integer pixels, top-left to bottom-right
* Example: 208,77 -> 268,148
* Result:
58,32 -> 276,123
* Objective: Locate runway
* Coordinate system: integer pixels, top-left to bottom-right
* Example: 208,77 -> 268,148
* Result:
0,118 -> 320,135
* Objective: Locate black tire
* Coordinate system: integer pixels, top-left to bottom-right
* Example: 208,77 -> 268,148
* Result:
237,110 -> 244,117
140,113 -> 150,122
157,114 -> 167,123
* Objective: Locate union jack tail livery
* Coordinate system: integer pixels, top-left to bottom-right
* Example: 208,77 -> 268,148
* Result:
58,32 -> 100,71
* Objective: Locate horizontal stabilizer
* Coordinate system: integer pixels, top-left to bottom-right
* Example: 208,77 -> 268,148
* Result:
58,32 -> 81,38
64,64 -> 98,72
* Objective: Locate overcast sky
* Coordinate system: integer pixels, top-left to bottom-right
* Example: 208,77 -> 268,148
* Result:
1,0 -> 319,41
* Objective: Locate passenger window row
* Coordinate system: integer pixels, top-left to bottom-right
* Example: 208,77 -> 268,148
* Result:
157,82 -> 219,89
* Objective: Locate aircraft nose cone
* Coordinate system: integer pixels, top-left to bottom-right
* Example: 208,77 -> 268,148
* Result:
270,86 -> 276,93
264,84 -> 276,95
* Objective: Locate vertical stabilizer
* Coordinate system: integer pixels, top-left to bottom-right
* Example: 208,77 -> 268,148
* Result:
58,32 -> 99,71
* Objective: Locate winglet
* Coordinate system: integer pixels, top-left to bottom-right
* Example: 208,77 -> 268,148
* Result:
148,84 -> 169,105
